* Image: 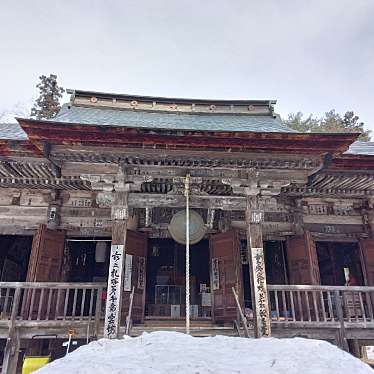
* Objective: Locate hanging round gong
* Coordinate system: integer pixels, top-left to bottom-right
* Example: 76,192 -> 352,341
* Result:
168,210 -> 207,245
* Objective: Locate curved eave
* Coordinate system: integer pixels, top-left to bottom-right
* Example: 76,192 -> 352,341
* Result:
0,139 -> 42,158
330,154 -> 374,172
17,118 -> 359,155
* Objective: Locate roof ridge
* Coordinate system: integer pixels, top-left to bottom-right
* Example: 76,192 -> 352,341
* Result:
67,89 -> 277,106
61,103 -> 281,118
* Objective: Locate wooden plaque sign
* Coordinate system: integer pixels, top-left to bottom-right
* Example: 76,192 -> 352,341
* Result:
137,256 -> 146,290
212,258 -> 220,290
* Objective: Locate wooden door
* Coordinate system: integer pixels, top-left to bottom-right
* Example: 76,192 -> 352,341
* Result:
122,230 -> 147,323
286,231 -> 320,285
210,230 -> 243,322
24,224 -> 65,319
26,224 -> 65,282
360,239 -> 374,285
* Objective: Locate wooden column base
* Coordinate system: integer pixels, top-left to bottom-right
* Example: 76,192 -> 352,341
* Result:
2,332 -> 20,374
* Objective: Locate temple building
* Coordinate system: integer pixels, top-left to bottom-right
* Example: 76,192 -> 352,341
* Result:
1,89 -> 374,371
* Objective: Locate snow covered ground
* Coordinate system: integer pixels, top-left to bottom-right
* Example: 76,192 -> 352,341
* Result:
36,331 -> 373,374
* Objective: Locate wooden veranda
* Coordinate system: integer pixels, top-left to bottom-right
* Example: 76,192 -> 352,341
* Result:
2,282 -> 374,344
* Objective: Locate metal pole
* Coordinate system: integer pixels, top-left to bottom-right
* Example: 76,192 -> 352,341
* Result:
185,174 -> 190,334
66,333 -> 72,355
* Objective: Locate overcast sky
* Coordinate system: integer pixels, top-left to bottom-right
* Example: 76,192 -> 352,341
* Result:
0,0 -> 373,130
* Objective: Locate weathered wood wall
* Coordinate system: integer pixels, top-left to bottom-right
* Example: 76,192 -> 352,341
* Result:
0,187 -> 371,240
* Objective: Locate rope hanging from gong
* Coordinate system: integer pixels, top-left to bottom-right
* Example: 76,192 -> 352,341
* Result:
185,174 -> 190,334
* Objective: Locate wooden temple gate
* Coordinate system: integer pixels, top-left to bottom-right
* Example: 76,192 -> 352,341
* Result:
0,89 -> 374,371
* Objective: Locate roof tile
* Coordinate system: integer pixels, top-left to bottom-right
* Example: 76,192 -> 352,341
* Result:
0,123 -> 28,140
51,104 -> 295,133
345,141 -> 374,156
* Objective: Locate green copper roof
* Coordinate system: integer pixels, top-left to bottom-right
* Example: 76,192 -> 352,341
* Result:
51,104 -> 296,133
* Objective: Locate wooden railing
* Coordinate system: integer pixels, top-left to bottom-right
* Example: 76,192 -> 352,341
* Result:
2,282 -> 374,337
268,285 -> 374,326
0,282 -> 106,326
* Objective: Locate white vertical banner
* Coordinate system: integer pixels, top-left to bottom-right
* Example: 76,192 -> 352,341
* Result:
123,254 -> 133,291
104,244 -> 124,339
250,246 -> 271,337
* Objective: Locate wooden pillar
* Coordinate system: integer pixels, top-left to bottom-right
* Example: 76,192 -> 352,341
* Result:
2,333 -> 20,374
359,239 -> 374,286
246,195 -> 271,338
104,190 -> 128,339
2,288 -> 21,374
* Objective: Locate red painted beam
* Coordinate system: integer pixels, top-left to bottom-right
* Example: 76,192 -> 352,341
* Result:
0,140 -> 42,157
330,154 -> 374,171
18,119 -> 359,155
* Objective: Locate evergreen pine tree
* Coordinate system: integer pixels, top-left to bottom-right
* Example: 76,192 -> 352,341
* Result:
30,74 -> 64,119
285,110 -> 371,141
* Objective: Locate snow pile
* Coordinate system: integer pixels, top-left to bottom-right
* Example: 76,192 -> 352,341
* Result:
36,331 -> 373,374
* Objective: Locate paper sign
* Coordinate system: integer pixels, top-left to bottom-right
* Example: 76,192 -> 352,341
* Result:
123,254 -> 133,291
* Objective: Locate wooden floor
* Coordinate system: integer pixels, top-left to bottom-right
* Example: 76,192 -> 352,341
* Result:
3,318 -> 374,342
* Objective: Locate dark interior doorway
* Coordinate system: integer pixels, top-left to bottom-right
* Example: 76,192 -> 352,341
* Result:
242,240 -> 288,310
0,235 -> 33,281
265,240 -> 288,285
65,238 -> 111,282
145,238 -> 211,318
316,241 -> 364,286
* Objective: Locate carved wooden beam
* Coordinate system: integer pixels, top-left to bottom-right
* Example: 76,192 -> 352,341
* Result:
53,147 -> 323,171
80,172 -> 152,192
126,193 -> 247,210
98,192 -> 297,211
68,161 -> 314,187
222,168 -> 293,197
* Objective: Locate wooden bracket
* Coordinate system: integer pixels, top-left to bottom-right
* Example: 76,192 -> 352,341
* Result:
43,141 -> 62,178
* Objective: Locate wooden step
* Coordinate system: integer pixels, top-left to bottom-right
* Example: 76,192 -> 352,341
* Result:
131,328 -> 238,337
142,319 -> 214,328
131,320 -> 238,337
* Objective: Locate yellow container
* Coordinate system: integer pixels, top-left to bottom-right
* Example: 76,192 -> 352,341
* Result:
22,356 -> 50,374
